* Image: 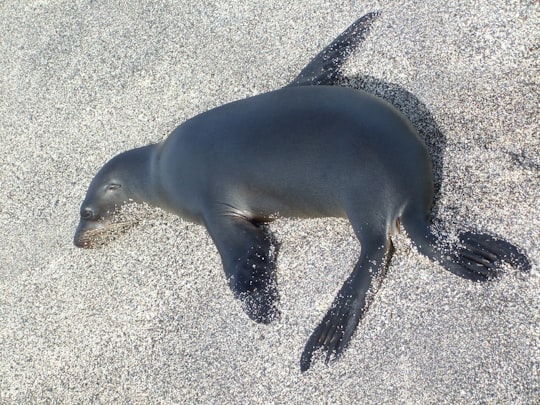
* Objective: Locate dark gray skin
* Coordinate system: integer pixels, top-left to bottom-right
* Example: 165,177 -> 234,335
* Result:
74,13 -> 530,372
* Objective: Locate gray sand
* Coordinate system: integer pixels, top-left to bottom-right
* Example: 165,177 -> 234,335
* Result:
1,1 -> 539,403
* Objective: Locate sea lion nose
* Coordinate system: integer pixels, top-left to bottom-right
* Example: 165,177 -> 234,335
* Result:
81,208 -> 94,220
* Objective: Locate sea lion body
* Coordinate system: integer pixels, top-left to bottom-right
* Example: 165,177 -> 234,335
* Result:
74,12 -> 530,372
155,86 -> 431,225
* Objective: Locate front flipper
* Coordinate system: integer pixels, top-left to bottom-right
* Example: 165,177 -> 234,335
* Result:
204,213 -> 279,324
300,232 -> 392,372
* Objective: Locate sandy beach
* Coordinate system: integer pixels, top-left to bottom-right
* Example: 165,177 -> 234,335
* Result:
1,1 -> 538,403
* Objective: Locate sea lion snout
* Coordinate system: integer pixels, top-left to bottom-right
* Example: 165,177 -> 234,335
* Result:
73,219 -> 102,248
74,218 -> 137,249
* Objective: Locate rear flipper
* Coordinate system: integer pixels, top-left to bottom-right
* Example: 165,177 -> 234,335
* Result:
403,215 -> 531,281
456,231 -> 531,278
288,11 -> 381,86
300,232 -> 393,372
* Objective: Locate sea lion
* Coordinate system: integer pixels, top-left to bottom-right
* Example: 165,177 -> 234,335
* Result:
74,13 -> 530,372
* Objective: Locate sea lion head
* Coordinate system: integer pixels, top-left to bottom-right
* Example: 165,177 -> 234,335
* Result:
74,151 -> 143,248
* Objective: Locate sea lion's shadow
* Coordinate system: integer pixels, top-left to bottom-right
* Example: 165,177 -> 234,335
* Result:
342,75 -> 446,213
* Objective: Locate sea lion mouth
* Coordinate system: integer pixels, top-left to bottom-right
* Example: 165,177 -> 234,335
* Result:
73,220 -> 136,249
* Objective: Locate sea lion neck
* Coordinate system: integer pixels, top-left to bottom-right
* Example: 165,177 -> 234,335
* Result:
126,144 -> 161,206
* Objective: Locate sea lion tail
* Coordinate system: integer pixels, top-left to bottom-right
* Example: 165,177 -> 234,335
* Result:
287,11 -> 381,87
402,214 -> 531,281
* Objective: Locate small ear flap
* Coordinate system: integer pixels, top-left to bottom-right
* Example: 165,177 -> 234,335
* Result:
107,183 -> 122,191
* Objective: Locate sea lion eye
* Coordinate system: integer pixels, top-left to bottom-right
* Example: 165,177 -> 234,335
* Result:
107,183 -> 121,191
